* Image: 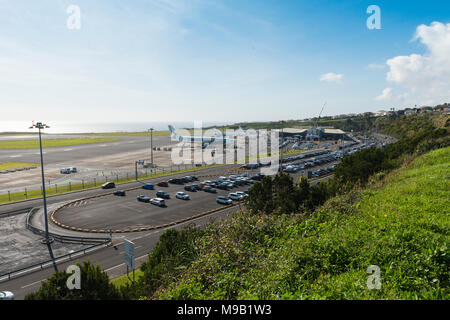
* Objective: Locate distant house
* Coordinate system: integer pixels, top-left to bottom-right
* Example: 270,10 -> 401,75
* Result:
375,110 -> 388,117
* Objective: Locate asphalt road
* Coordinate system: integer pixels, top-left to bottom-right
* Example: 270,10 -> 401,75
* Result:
0,135 -> 173,165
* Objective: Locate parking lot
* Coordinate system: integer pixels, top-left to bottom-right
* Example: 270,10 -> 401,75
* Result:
52,137 -> 386,232
53,175 -> 255,230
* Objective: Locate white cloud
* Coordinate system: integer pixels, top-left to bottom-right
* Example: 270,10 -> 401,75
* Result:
319,72 -> 343,83
385,22 -> 450,105
375,88 -> 393,101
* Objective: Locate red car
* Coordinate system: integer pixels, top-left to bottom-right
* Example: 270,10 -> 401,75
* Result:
157,181 -> 169,187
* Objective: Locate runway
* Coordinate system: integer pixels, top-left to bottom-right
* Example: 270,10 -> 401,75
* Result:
0,134 -> 172,165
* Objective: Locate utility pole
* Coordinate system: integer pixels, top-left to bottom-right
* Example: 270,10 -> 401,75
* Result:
148,128 -> 154,167
29,121 -> 58,272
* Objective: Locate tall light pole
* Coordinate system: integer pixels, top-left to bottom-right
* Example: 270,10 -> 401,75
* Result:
279,121 -> 285,172
29,121 -> 58,272
148,128 -> 154,167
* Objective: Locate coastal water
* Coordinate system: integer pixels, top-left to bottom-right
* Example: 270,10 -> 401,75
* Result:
0,121 -> 232,134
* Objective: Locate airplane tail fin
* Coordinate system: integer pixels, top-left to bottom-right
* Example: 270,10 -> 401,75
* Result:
213,128 -> 222,136
168,125 -> 178,139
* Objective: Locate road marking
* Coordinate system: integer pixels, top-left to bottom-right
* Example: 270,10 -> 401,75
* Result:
9,155 -> 22,158
63,148 -> 73,151
99,144 -> 107,147
104,253 -> 148,272
21,279 -> 46,289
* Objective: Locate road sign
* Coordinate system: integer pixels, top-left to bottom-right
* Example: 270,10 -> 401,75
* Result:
124,239 -> 135,270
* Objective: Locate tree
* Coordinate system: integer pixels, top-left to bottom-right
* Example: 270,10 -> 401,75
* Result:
246,176 -> 274,214
25,260 -> 122,300
273,172 -> 297,214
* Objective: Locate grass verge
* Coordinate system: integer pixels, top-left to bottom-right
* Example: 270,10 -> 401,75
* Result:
0,162 -> 39,170
111,269 -> 144,289
0,138 -> 120,149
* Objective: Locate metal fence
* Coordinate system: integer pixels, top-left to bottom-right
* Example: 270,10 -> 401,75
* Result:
0,162 -> 207,203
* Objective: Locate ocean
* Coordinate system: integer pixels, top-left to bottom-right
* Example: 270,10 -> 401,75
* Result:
0,121 -> 233,134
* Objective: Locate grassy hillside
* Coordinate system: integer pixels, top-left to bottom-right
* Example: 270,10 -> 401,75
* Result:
152,147 -> 449,300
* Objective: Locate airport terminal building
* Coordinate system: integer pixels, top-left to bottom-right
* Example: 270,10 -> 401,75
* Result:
280,127 -> 352,141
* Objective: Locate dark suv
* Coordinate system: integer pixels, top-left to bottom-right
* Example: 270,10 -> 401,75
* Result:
101,182 -> 116,189
156,190 -> 170,199
184,185 -> 197,192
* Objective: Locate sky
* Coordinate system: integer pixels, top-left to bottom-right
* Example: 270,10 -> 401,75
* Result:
1,0 -> 449,126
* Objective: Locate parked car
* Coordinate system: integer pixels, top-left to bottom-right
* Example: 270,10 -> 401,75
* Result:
150,198 -> 166,207
70,167 -> 77,173
216,196 -> 232,205
176,192 -> 190,200
113,190 -> 126,196
137,195 -> 150,203
168,178 -> 183,184
101,182 -> 116,189
216,183 -> 230,190
156,190 -> 170,199
236,191 -> 248,199
203,186 -> 217,193
0,291 -> 14,300
191,184 -> 202,191
142,183 -> 154,190
157,181 -> 169,187
184,185 -> 197,192
60,168 -> 71,174
229,193 -> 244,201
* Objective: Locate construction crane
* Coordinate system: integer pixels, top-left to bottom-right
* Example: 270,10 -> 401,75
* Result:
314,102 -> 327,129
306,102 -> 327,142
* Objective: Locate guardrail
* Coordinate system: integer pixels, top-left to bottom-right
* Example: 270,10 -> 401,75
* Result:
0,241 -> 109,283
0,207 -> 32,218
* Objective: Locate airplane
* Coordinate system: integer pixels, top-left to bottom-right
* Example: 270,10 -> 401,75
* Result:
168,125 -> 236,149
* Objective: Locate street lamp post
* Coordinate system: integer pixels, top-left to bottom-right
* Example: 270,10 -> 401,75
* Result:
29,122 -> 58,272
279,123 -> 285,172
148,128 -> 154,167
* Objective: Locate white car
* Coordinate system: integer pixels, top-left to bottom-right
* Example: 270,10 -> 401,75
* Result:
216,196 -> 232,205
150,198 -> 165,207
228,193 -> 244,201
176,192 -> 190,200
236,191 -> 248,199
0,291 -> 14,300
